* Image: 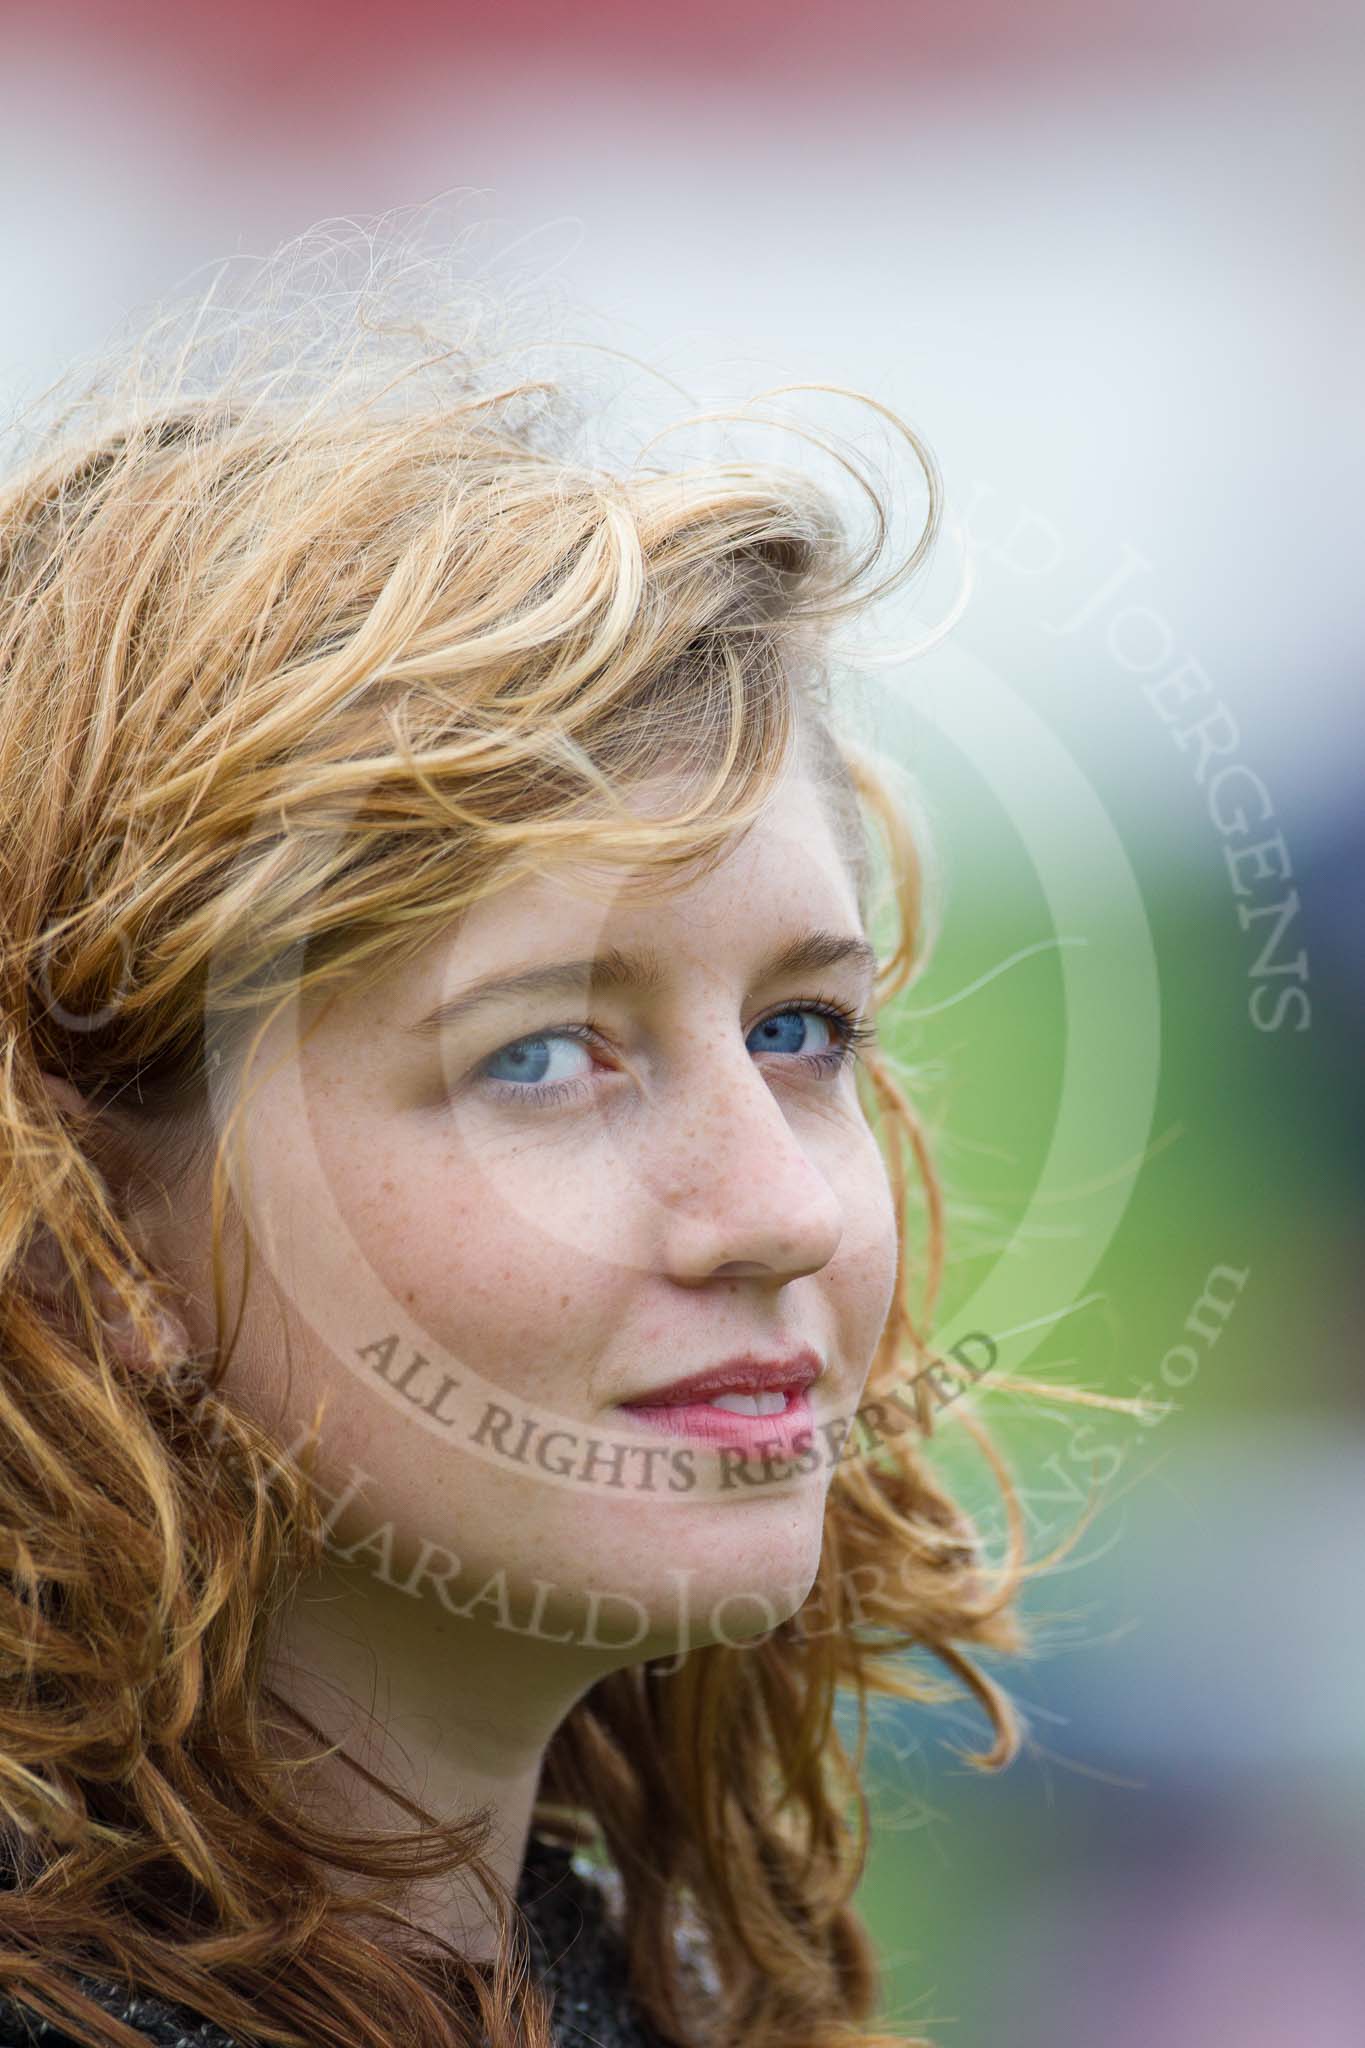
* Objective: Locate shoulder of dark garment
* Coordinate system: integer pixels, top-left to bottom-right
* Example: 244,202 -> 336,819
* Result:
0,1832 -> 719,2046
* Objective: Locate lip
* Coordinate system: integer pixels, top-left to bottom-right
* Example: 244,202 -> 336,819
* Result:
619,1347 -> 824,1408
617,1388 -> 818,1457
614,1347 -> 823,1457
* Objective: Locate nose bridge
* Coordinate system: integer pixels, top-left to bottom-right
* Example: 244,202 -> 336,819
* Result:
650,1026 -> 845,1277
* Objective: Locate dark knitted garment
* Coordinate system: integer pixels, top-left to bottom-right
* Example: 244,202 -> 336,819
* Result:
0,1832 -> 718,2046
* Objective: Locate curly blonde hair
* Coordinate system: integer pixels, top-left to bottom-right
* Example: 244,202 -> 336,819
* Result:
0,218 -> 1131,2048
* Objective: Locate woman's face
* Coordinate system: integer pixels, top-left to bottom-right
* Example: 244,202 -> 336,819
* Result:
173,759 -> 900,1658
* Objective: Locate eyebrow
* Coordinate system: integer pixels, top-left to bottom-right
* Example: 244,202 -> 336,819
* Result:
404,929 -> 880,1038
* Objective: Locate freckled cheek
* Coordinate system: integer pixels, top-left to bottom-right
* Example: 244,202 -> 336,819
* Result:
833,1152 -> 901,1379
332,1152 -> 621,1394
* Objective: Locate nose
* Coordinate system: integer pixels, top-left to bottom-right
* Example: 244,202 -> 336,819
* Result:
648,1045 -> 845,1285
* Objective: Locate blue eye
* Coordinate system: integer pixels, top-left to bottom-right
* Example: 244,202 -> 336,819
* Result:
471,999 -> 877,1112
479,1031 -> 593,1092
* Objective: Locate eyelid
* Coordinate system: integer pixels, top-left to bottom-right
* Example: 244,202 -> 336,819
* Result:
481,991 -> 874,1061
463,993 -> 877,1111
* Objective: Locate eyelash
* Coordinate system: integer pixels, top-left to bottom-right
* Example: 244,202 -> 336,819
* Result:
471,996 -> 879,1112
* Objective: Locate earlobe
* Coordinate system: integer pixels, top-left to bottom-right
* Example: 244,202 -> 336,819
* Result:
18,1221 -> 190,1375
91,1274 -> 192,1374
38,1067 -> 91,1122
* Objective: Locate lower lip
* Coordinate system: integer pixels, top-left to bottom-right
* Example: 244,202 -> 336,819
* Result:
616,1389 -> 816,1455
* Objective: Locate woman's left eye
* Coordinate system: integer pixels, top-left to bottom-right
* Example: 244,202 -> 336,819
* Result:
471,1000 -> 876,1112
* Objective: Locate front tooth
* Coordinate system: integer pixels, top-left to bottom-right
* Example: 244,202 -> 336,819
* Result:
707,1391 -> 787,1416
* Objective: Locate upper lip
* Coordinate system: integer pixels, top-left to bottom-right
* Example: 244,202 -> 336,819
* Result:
619,1347 -> 824,1407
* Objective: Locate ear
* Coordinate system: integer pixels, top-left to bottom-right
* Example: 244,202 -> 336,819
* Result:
38,1065 -> 153,1218
26,1069 -> 192,1374
39,1071 -> 87,1121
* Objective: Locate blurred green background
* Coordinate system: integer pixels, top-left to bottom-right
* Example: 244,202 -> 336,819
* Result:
847,587 -> 1362,2043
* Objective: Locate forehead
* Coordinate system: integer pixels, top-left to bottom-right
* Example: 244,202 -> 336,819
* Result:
272,761 -> 870,1067
463,763 -> 859,952
350,768 -> 872,1054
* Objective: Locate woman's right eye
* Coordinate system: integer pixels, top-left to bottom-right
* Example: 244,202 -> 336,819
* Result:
472,1026 -> 604,1110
